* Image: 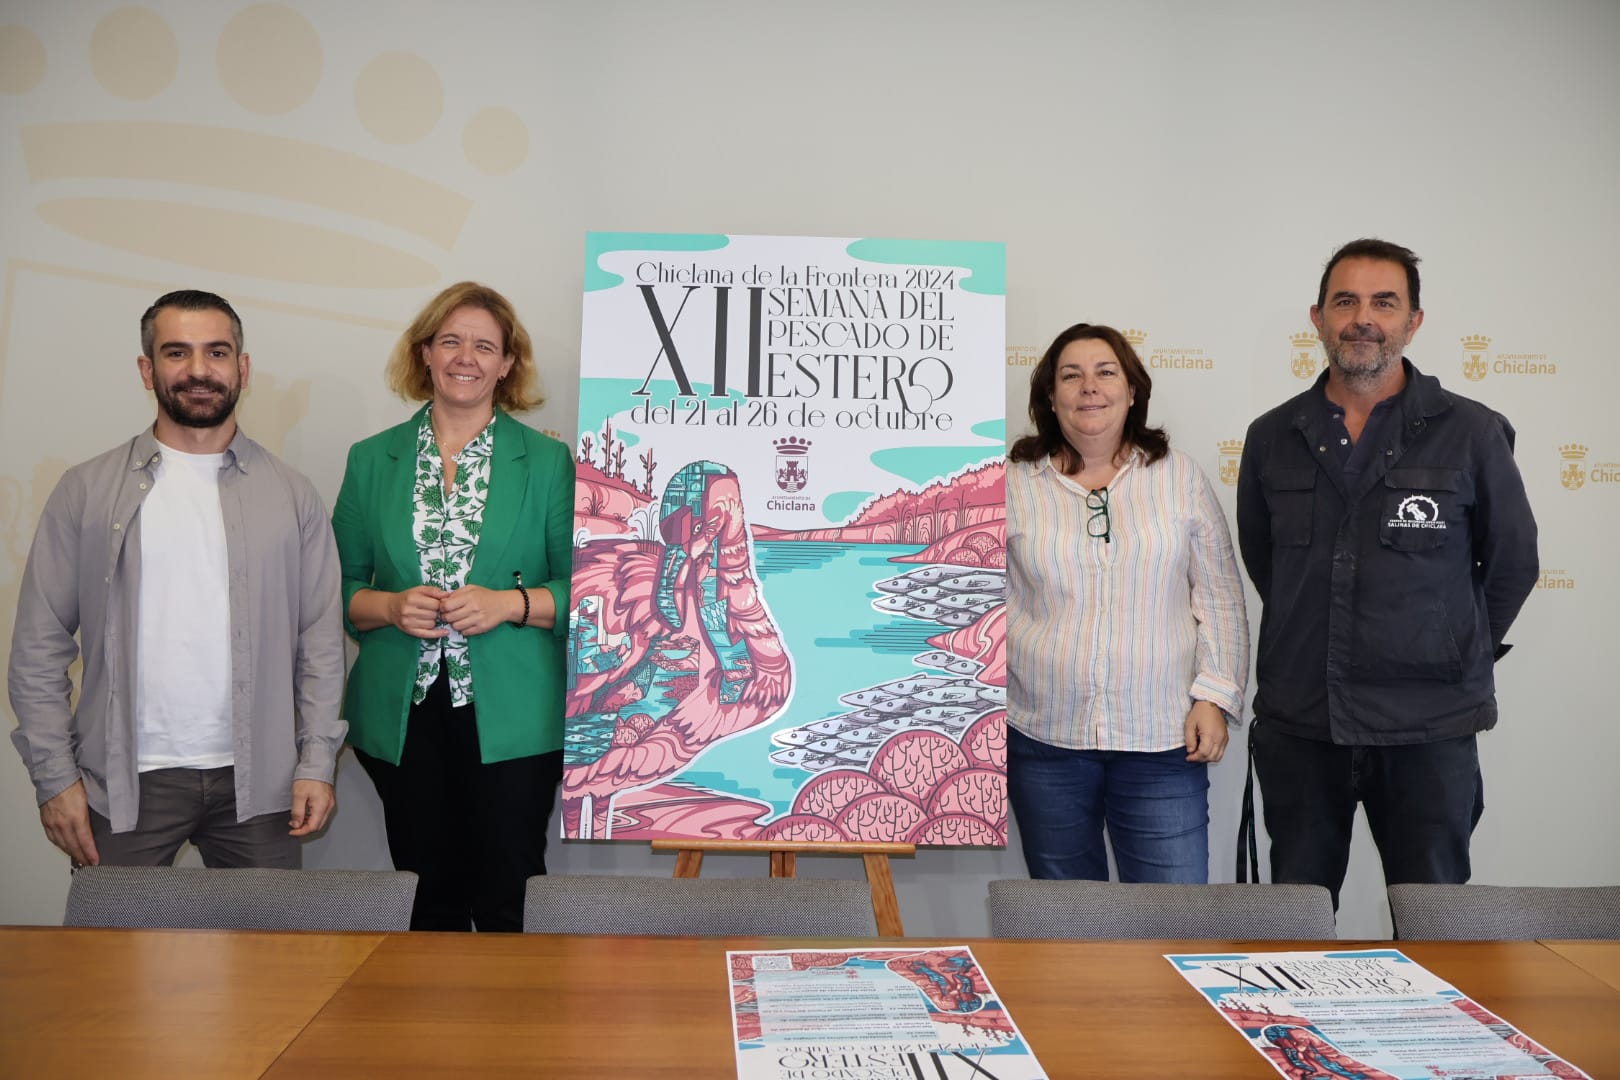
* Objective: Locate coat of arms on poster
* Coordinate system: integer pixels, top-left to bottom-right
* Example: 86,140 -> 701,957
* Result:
564,233 -> 1008,846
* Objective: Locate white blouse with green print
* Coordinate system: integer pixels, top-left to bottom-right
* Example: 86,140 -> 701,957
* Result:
411,406 -> 494,707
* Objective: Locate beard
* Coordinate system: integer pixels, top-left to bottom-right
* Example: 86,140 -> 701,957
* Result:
1324,326 -> 1405,387
154,376 -> 241,428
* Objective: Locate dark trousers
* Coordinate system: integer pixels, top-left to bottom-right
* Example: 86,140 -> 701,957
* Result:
355,668 -> 562,932
88,766 -> 299,868
1252,722 -> 1484,909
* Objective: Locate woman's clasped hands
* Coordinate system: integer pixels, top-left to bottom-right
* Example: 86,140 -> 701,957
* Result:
388,583 -> 517,637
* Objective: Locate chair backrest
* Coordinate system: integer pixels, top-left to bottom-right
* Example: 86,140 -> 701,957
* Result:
1388,883 -> 1620,940
523,874 -> 879,936
988,879 -> 1337,940
63,866 -> 419,931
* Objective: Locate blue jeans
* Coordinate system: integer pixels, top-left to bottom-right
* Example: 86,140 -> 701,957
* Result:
1252,722 -> 1484,909
1007,725 -> 1210,882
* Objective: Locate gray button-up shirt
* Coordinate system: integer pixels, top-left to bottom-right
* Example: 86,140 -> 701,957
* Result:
8,427 -> 347,832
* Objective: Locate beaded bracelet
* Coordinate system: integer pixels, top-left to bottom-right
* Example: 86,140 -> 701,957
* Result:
512,570 -> 530,628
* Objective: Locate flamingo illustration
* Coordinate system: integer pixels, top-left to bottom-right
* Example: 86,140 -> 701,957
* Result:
563,461 -> 791,838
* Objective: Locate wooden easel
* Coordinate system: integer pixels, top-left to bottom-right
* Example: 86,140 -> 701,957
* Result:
650,839 -> 914,936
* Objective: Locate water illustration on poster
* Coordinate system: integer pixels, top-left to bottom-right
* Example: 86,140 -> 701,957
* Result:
563,233 -> 1007,844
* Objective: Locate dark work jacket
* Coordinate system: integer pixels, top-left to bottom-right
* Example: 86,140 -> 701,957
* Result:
1235,361 -> 1538,745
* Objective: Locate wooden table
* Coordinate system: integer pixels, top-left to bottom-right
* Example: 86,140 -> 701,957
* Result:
0,927 -> 383,1079
1544,939 -> 1620,993
3,928 -> 1617,1079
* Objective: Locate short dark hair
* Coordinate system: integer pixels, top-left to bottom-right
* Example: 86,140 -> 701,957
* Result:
140,290 -> 244,358
1008,322 -> 1168,471
1316,238 -> 1422,312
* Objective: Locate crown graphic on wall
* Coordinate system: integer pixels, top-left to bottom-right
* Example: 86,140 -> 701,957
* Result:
1290,331 -> 1324,379
1460,335 -> 1491,381
1560,443 -> 1589,460
8,5 -> 530,290
1122,328 -> 1148,348
774,436 -> 812,455
1215,440 -> 1243,485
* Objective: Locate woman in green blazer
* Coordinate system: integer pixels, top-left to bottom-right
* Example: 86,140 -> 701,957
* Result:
333,282 -> 573,932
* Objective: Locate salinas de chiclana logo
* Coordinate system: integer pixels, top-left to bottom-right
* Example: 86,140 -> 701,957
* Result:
1388,494 -> 1446,529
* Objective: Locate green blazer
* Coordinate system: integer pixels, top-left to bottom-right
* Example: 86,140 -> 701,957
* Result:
332,405 -> 574,765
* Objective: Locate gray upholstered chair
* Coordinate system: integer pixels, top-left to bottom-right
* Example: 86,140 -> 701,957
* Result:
522,874 -> 879,936
63,865 -> 418,931
988,879 -> 1337,939
1387,883 -> 1620,940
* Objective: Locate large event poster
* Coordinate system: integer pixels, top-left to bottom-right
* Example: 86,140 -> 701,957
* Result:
728,946 -> 1048,1080
563,233 -> 1007,843
1168,949 -> 1594,1080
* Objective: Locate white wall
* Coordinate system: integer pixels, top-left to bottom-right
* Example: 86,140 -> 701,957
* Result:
2,0 -> 1616,938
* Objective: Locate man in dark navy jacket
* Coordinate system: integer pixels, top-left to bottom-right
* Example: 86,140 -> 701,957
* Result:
1237,238 -> 1538,909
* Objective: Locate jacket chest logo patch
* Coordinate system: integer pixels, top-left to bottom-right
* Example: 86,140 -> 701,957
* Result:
1389,494 -> 1447,529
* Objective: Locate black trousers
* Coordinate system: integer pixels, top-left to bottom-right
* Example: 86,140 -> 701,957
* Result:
355,666 -> 562,932
1252,722 -> 1484,911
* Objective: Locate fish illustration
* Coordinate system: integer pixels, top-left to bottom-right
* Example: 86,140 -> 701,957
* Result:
841,688 -> 900,707
878,676 -> 950,695
839,724 -> 892,745
916,685 -> 980,704
937,592 -> 1001,610
930,711 -> 978,732
936,574 -> 1004,594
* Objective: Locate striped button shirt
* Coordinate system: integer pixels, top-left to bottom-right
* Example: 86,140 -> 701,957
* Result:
1006,448 -> 1249,752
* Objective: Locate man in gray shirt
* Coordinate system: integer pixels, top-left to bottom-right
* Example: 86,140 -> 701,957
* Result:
8,290 -> 346,868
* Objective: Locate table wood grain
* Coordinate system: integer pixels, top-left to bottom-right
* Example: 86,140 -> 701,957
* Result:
5,929 -> 1614,1079
260,936 -> 1620,1079
1542,940 -> 1620,993
0,927 -> 382,1080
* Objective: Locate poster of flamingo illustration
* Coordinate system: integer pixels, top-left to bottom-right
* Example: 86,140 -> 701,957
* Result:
564,233 -> 1007,844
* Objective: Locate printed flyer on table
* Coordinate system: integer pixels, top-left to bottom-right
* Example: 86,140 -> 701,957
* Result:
728,946 -> 1048,1080
1167,948 -> 1593,1080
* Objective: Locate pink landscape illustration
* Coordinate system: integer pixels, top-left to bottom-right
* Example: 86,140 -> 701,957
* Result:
564,421 -> 1006,845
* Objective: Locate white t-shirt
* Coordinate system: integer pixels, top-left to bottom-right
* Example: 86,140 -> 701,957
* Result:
135,444 -> 234,771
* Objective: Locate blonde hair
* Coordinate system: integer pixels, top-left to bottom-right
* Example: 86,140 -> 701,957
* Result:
385,281 -> 545,412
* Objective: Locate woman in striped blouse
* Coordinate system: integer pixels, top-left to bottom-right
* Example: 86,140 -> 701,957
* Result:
1005,322 -> 1249,882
